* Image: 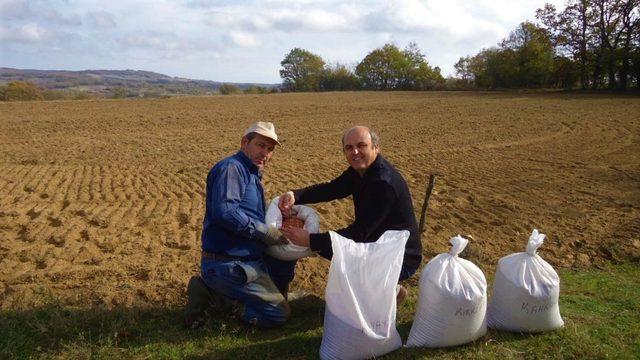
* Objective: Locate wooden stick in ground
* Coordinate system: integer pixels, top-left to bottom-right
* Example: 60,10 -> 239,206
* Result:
418,174 -> 437,235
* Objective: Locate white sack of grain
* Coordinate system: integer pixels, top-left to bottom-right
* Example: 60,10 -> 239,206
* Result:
487,229 -> 564,332
406,235 -> 487,348
319,230 -> 408,360
264,196 -> 319,260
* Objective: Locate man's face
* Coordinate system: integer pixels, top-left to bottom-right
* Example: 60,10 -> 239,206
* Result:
241,133 -> 277,171
343,127 -> 379,176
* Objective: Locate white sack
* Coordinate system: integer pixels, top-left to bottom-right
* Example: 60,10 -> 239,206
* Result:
406,235 -> 487,348
320,230 -> 408,360
487,229 -> 564,332
264,196 -> 320,261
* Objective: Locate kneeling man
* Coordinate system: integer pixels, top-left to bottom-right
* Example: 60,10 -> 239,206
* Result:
280,126 -> 422,301
185,121 -> 293,329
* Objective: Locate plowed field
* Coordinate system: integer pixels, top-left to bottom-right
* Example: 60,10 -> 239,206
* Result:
1,92 -> 639,310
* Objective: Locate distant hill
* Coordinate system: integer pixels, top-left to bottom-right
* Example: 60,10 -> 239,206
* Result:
0,68 -> 278,97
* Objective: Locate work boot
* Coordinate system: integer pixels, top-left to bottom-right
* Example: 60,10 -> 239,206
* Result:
396,285 -> 408,306
184,275 -> 214,329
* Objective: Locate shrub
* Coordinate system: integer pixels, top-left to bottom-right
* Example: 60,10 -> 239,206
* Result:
0,81 -> 44,101
110,87 -> 128,99
219,83 -> 241,95
243,86 -> 268,94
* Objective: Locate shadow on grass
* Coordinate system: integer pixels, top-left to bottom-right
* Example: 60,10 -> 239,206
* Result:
0,294 -> 326,359
1,295 -> 582,359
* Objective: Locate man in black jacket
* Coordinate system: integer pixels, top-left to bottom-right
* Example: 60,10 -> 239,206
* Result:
280,126 -> 422,300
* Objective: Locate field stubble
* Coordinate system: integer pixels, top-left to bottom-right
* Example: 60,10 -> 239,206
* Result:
0,91 -> 639,310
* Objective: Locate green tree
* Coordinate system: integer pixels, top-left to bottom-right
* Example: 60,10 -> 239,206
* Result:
631,48 -> 640,87
466,48 -> 495,88
537,0 -> 640,90
0,81 -> 44,101
243,86 -> 268,94
616,0 -> 640,90
279,48 -> 325,91
501,21 -> 555,87
401,42 -> 444,89
486,48 -> 519,88
551,56 -> 579,88
355,44 -> 406,89
218,83 -> 241,95
356,43 -> 443,90
464,22 -> 555,89
320,63 -> 359,91
536,1 -> 595,89
454,56 -> 473,83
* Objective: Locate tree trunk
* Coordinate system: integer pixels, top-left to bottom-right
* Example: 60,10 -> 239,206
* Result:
607,49 -> 617,89
619,36 -> 631,90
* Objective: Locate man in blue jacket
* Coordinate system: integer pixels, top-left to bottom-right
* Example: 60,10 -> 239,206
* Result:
185,121 -> 292,329
280,125 -> 422,302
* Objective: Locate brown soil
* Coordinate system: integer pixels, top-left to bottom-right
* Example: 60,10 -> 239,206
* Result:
1,92 -> 638,310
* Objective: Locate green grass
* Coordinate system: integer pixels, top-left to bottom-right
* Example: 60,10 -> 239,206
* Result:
2,263 -> 639,359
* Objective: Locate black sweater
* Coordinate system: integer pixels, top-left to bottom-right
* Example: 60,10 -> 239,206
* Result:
293,155 -> 422,270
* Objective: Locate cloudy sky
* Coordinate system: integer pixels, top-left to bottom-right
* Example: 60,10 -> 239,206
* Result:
0,0 -> 565,84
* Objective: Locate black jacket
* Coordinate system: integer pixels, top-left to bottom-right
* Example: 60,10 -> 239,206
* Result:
293,155 -> 422,270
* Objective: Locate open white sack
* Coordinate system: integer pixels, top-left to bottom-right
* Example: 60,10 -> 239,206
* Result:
487,229 -> 564,332
264,196 -> 320,261
320,230 -> 408,360
406,235 -> 487,348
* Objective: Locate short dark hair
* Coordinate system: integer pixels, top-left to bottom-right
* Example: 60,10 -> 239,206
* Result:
245,132 -> 257,141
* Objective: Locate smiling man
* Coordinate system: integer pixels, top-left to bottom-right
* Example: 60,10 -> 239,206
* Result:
184,121 -> 293,329
279,125 -> 422,302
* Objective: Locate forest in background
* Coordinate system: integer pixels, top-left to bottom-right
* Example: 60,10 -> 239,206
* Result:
2,0 -> 638,101
281,0 -> 639,91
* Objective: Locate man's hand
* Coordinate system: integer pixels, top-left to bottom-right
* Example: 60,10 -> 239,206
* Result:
281,227 -> 311,247
278,191 -> 295,217
263,226 -> 289,246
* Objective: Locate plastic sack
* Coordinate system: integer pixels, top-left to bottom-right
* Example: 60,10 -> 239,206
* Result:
320,230 -> 408,360
264,196 -> 320,261
406,235 -> 487,348
487,229 -> 564,332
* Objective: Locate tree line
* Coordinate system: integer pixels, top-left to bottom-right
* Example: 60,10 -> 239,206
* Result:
454,0 -> 639,90
0,80 -> 277,101
279,43 -> 445,92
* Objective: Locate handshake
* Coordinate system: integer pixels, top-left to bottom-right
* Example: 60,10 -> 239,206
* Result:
263,191 -> 311,247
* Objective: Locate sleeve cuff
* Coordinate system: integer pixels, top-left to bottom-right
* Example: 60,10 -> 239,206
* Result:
292,189 -> 305,204
255,221 -> 269,240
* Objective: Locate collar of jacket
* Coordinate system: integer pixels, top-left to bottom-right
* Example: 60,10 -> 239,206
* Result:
234,151 -> 262,178
361,154 -> 384,178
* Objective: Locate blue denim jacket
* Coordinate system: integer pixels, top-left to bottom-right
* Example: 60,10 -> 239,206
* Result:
201,151 -> 270,258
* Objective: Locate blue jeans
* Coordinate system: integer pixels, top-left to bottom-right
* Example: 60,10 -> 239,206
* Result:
263,255 -> 297,295
201,257 -> 290,327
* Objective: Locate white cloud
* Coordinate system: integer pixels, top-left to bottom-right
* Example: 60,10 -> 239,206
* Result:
0,0 -> 572,82
0,0 -> 29,19
86,11 -> 116,28
228,31 -> 260,47
0,23 -> 53,42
